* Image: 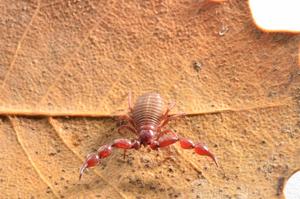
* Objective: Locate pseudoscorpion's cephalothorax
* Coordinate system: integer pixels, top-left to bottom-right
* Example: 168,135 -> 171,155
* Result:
79,92 -> 218,179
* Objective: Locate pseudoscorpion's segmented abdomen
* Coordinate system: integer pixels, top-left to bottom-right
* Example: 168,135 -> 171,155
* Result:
132,93 -> 164,128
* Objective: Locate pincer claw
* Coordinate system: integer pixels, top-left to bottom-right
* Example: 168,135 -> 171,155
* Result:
79,153 -> 100,180
79,163 -> 88,180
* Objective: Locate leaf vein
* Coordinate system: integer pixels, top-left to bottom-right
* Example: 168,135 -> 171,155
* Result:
8,116 -> 60,199
38,2 -> 103,105
0,0 -> 41,91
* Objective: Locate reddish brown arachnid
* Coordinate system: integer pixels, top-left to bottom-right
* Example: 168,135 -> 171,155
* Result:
79,92 -> 218,179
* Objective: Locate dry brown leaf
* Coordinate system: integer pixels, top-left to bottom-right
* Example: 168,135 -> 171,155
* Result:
0,0 -> 299,198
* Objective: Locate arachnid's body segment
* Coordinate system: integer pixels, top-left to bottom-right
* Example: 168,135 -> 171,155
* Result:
79,92 -> 218,179
132,93 -> 164,129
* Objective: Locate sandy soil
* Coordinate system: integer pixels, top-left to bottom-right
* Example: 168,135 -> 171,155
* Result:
0,0 -> 299,198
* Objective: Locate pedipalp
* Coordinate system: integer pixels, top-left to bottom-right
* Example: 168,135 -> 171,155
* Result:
79,138 -> 140,180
